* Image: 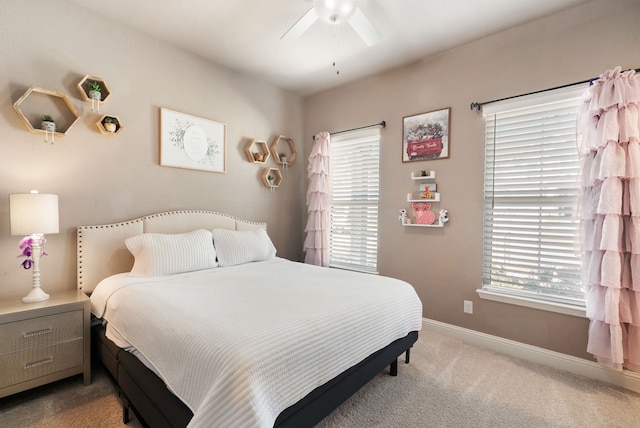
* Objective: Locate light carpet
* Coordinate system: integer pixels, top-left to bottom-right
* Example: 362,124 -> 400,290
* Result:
1,330 -> 639,427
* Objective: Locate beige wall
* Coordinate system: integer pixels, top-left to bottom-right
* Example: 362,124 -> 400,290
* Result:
304,0 -> 640,359
0,0 -> 305,300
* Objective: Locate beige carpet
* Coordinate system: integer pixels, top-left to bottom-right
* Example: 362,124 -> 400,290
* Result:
0,365 -> 132,428
318,331 -> 640,427
1,330 -> 639,427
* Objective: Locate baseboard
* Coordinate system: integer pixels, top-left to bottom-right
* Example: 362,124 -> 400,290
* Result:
423,318 -> 640,393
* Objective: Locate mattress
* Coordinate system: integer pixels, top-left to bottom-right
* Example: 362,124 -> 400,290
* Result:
91,257 -> 423,428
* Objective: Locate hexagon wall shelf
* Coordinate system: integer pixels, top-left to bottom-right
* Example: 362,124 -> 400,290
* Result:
97,114 -> 123,135
13,86 -> 79,136
270,135 -> 297,166
245,139 -> 270,163
261,167 -> 282,188
77,75 -> 111,106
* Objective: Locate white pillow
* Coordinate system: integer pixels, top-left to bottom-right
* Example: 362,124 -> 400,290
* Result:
125,229 -> 218,277
212,228 -> 276,267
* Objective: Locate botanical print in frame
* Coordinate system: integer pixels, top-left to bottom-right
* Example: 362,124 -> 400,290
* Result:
160,108 -> 226,173
402,107 -> 450,162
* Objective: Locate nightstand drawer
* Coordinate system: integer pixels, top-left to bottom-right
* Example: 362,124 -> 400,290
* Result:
0,339 -> 83,389
0,310 -> 83,357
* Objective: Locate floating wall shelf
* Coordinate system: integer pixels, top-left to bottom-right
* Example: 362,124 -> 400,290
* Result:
261,167 -> 282,188
77,75 -> 111,106
245,139 -> 270,163
407,192 -> 440,203
13,86 -> 79,137
402,218 -> 448,228
97,114 -> 123,135
270,135 -> 297,166
411,171 -> 436,180
400,171 -> 449,228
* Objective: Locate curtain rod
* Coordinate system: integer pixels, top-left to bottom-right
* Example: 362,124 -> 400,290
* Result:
469,68 -> 640,111
313,121 -> 386,140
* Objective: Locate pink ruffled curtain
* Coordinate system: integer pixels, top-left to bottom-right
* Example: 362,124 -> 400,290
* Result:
304,132 -> 330,266
577,67 -> 640,372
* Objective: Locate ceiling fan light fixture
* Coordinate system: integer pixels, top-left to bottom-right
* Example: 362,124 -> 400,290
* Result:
314,0 -> 357,25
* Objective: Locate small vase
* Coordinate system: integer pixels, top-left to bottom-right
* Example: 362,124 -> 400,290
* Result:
104,122 -> 116,132
41,121 -> 56,132
89,90 -> 102,101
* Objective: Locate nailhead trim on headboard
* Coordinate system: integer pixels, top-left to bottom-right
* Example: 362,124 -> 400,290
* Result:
144,210 -> 230,220
77,219 -> 144,291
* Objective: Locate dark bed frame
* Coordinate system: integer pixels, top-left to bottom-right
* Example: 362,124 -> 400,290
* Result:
93,323 -> 418,428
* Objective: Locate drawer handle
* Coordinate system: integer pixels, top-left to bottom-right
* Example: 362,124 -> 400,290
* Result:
23,328 -> 53,338
24,357 -> 54,370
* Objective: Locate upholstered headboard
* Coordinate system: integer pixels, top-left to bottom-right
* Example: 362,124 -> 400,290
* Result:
77,210 -> 266,293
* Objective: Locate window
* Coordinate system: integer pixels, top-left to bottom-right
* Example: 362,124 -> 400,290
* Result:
481,85 -> 588,311
329,128 -> 380,273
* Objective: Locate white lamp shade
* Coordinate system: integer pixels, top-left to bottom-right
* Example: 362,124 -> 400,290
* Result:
9,193 -> 59,235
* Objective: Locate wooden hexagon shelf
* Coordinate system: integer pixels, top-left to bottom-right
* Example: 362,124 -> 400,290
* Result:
245,139 -> 270,163
270,135 -> 297,166
77,75 -> 111,103
13,86 -> 79,136
97,114 -> 123,135
261,167 -> 282,188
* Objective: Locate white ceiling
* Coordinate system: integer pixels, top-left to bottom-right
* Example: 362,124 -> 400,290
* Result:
64,0 -> 593,97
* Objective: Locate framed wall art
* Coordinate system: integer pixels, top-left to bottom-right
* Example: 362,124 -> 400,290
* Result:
160,107 -> 226,173
402,107 -> 450,162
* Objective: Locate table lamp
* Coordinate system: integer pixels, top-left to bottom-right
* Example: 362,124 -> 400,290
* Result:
9,191 -> 59,303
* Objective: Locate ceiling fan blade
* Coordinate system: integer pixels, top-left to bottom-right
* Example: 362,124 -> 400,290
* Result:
281,8 -> 318,40
348,7 -> 382,46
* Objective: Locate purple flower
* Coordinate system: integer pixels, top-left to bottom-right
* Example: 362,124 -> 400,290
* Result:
17,236 -> 47,270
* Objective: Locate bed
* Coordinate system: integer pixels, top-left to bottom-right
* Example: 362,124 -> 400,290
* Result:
77,210 -> 422,428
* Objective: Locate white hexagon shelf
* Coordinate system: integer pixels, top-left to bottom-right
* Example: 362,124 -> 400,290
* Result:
245,139 -> 270,163
97,114 -> 123,135
13,86 -> 79,136
261,167 -> 282,188
270,135 -> 297,166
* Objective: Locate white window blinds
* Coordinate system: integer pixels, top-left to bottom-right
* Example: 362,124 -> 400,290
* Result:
329,128 -> 380,273
482,85 -> 586,306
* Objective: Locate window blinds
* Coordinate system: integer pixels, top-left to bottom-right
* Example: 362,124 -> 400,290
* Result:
329,128 -> 380,273
482,86 -> 586,305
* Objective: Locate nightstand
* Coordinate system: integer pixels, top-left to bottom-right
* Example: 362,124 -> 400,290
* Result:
0,290 -> 90,398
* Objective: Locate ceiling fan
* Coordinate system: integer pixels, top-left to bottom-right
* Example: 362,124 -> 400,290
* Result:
281,0 -> 383,46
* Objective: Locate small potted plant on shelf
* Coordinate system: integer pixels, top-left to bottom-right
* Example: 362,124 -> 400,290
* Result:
103,116 -> 118,133
41,114 -> 56,132
279,153 -> 287,163
267,174 -> 275,186
88,81 -> 102,101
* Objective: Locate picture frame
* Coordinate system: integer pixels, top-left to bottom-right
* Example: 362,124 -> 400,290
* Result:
419,183 -> 437,192
402,107 -> 450,162
160,107 -> 226,173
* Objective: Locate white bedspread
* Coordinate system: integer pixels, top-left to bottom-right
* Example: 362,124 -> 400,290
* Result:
91,258 -> 422,428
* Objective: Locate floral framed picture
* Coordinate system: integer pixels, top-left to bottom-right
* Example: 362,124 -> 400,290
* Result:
402,107 -> 450,162
160,108 -> 226,173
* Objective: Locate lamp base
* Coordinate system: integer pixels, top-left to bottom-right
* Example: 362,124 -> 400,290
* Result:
23,286 -> 49,303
